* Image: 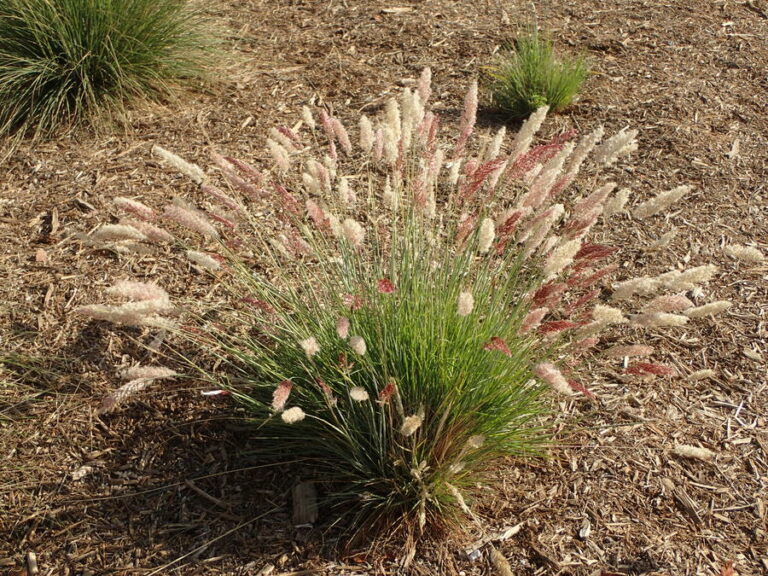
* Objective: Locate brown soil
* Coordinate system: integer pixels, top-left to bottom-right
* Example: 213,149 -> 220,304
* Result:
1,1 -> 766,575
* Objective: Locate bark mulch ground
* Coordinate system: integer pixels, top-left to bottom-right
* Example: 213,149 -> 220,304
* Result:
1,1 -> 766,574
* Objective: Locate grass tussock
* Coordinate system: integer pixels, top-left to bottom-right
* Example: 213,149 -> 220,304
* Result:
489,30 -> 588,119
0,0 -> 213,142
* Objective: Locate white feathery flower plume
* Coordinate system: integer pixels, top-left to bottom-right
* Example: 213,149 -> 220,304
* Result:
299,337 -> 320,358
349,387 -> 369,402
186,250 -> 221,271
543,239 -> 581,278
603,188 -> 631,217
633,186 -> 691,219
477,218 -> 495,253
724,244 -> 764,263
511,106 -> 549,161
91,224 -> 148,243
592,128 -> 638,166
457,291 -> 474,317
349,335 -> 367,356
684,300 -> 732,318
152,145 -> 205,184
281,406 -> 306,424
342,218 -> 365,248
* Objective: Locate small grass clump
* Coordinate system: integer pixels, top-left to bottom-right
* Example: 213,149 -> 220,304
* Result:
0,0 -> 212,141
489,30 -> 588,118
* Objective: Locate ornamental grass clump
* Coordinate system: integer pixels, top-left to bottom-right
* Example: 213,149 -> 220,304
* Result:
489,30 -> 588,118
0,0 -> 212,142
77,69 -> 730,543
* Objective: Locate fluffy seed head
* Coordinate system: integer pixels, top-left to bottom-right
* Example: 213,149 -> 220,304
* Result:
543,239 -> 582,278
400,414 -> 424,437
300,337 -> 320,358
91,224 -> 148,243
349,335 -> 367,356
533,362 -> 573,395
152,145 -> 205,184
113,197 -> 156,221
272,380 -> 293,412
603,188 -> 631,217
724,244 -> 764,263
120,365 -> 177,380
281,406 -> 306,424
684,300 -> 732,318
349,387 -> 369,402
633,186 -> 691,219
163,204 -> 219,239
301,106 -> 316,129
477,218 -> 495,253
186,250 -> 221,271
106,280 -> 169,302
593,304 -> 627,325
457,291 -> 474,317
642,294 -> 694,313
673,444 -> 715,462
630,312 -> 689,328
342,218 -> 365,248
336,317 -> 350,339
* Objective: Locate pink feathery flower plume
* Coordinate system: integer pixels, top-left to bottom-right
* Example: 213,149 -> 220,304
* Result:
458,157 -> 507,203
626,362 -> 677,377
483,337 -> 512,357
533,362 -> 573,395
201,184 -> 245,213
320,110 -> 339,160
273,184 -> 301,218
113,197 -> 156,221
343,293 -> 365,311
532,281 -> 568,308
538,320 -> 581,335
452,80 -> 478,159
507,142 -> 564,181
331,118 -> 353,155
567,378 -> 595,398
574,244 -> 618,266
336,317 -> 350,339
306,199 -> 330,232
520,307 -> 549,334
377,278 -> 396,294
379,379 -> 397,403
211,152 -> 261,198
119,219 -> 174,244
494,209 -> 526,255
163,204 -> 219,239
225,156 -> 264,187
455,214 -> 478,247
272,380 -> 293,412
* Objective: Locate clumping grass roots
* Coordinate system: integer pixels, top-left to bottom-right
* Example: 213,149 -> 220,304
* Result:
489,30 -> 589,118
75,69 -> 734,544
0,0 -> 212,142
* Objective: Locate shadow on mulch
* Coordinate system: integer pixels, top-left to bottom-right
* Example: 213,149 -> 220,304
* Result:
7,399 -> 319,574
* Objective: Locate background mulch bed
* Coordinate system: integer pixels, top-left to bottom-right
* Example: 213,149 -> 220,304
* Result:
1,1 -> 766,574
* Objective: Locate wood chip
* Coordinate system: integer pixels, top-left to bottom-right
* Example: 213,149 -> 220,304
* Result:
673,444 -> 716,462
292,481 -> 318,526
